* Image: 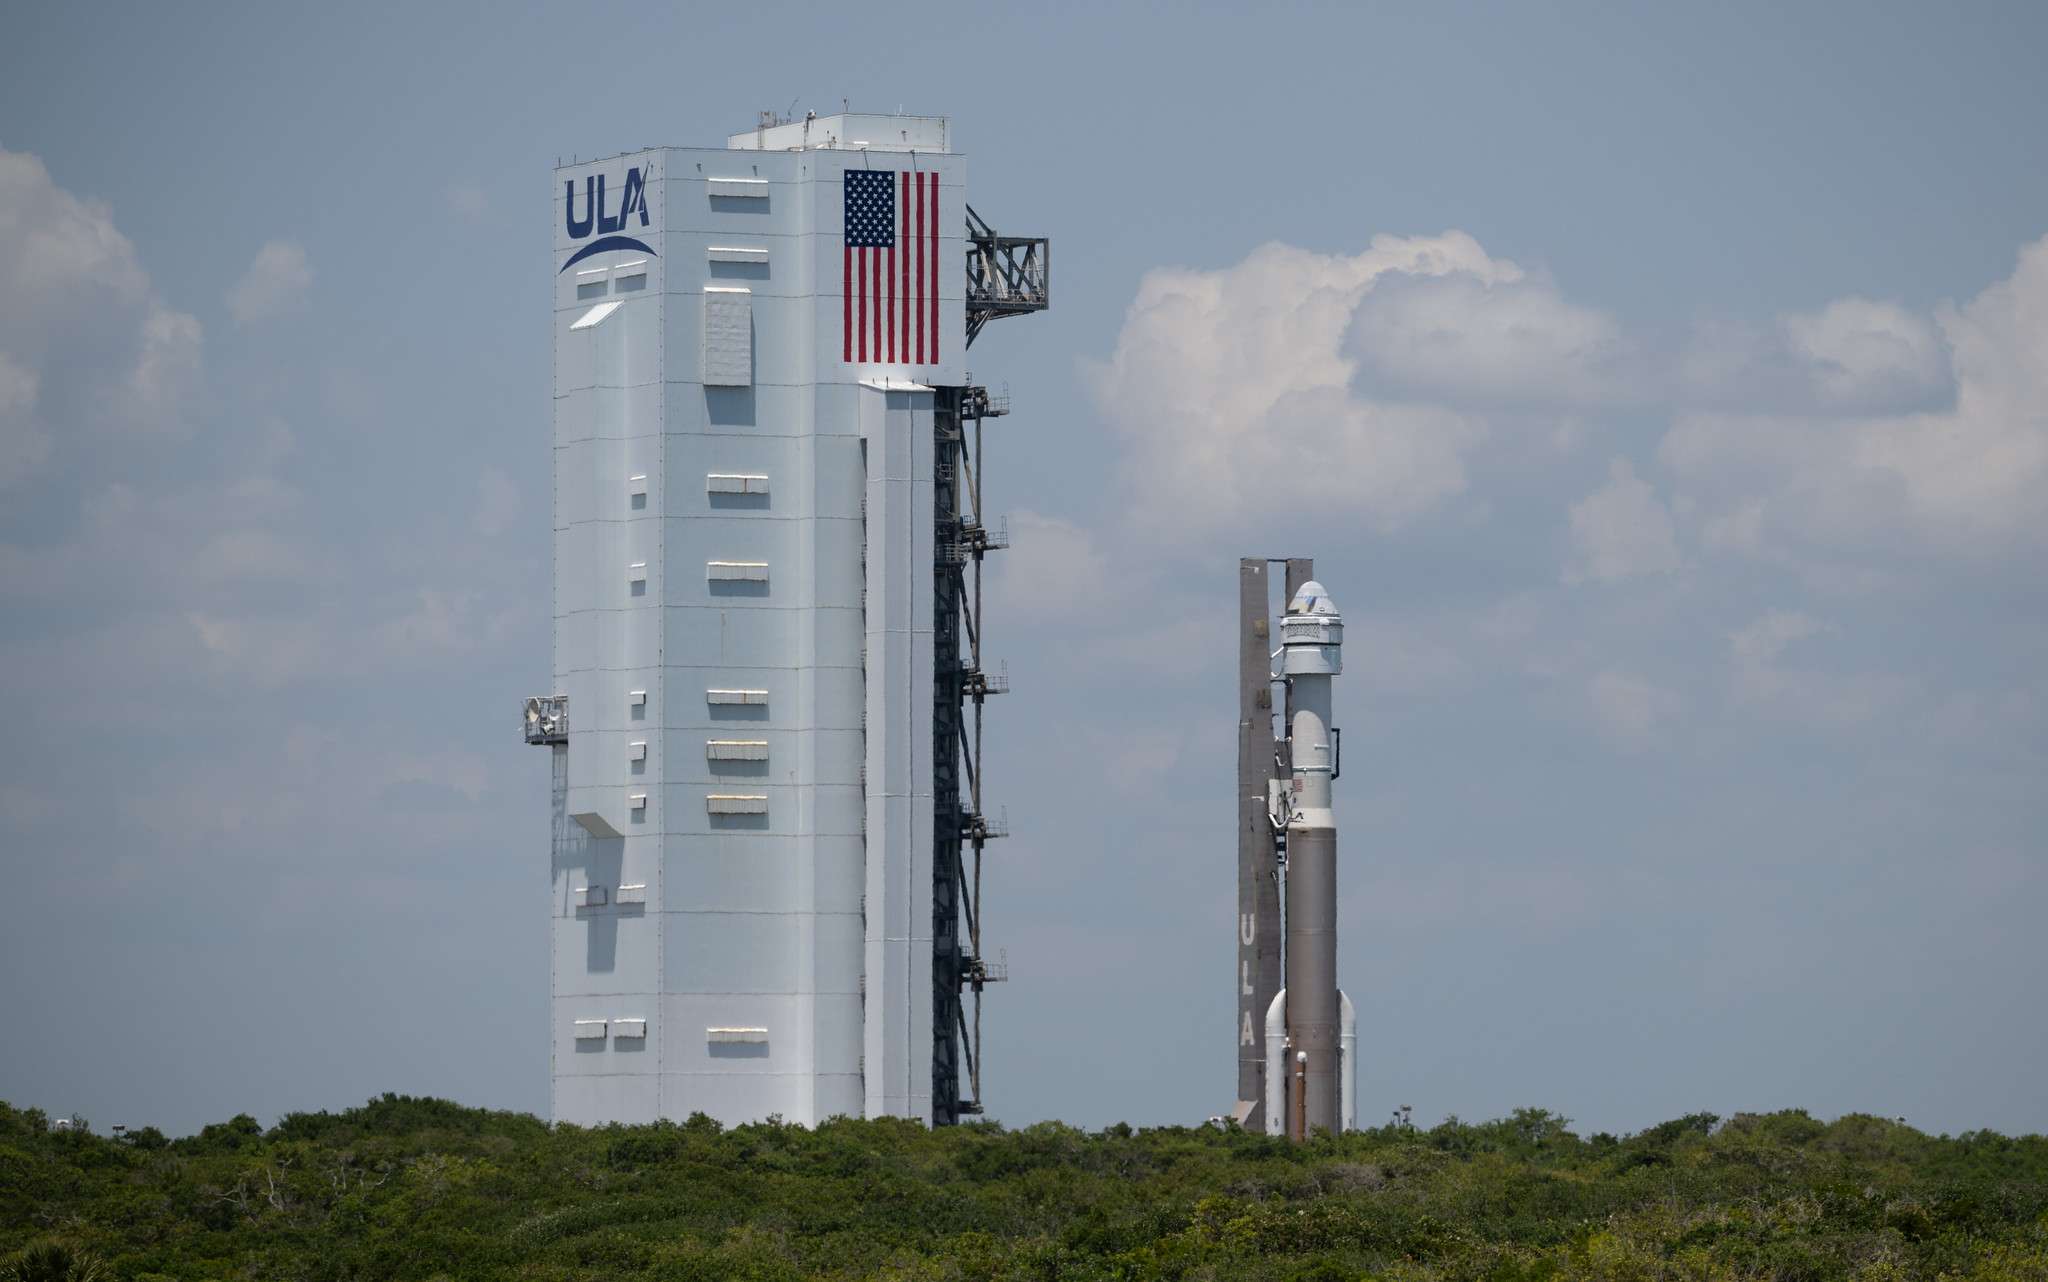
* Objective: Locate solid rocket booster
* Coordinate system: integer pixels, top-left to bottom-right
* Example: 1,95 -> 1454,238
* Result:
1281,580 -> 1342,1138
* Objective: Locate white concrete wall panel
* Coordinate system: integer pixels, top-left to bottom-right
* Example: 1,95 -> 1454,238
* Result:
859,384 -> 936,1121
555,383 -> 665,447
664,842 -> 816,914
663,912 -> 803,994
661,607 -> 810,673
555,1073 -> 660,1127
552,915 -> 660,996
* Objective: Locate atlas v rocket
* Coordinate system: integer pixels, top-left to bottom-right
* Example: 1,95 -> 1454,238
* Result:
1235,559 -> 1356,1139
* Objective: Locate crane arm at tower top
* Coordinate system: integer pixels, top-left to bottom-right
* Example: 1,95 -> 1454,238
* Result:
964,204 -> 1048,347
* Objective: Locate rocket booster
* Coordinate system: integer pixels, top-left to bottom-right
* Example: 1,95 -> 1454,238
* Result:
1281,580 -> 1342,1138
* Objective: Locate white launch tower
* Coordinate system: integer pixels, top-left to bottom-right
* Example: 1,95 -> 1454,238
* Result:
526,112 -> 1045,1127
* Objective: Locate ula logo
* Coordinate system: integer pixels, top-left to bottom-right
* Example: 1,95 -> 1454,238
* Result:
560,166 -> 657,274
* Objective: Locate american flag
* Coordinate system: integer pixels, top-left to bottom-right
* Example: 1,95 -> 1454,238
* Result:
844,168 -> 938,365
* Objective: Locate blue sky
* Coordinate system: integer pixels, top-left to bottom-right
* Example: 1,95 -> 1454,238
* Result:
2,1 -> 2043,1138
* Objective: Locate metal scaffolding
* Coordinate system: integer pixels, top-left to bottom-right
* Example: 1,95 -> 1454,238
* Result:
931,199 -> 1045,1126
965,206 -> 1049,348
932,384 -> 1012,1124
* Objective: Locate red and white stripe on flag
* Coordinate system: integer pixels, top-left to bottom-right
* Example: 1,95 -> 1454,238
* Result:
843,168 -> 939,365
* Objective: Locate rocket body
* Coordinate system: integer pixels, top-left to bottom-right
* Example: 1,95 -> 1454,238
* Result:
1281,582 -> 1342,1138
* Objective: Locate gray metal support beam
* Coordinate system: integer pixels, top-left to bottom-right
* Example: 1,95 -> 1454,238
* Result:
1235,558 -> 1310,1129
933,388 -> 967,1126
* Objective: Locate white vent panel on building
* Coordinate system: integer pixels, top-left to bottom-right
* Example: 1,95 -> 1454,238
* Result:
628,561 -> 647,587
629,689 -> 648,709
613,1018 -> 647,1039
569,300 -> 623,330
706,560 -> 768,582
573,1019 -> 608,1041
629,793 -> 648,812
574,885 -> 607,908
705,689 -> 767,706
707,177 -> 768,198
706,740 -> 769,761
628,474 -> 648,498
706,794 -> 768,815
615,883 -> 647,905
629,740 -> 648,762
705,473 -> 769,495
707,245 -> 769,263
706,1026 -> 769,1043
612,259 -> 648,284
702,289 -> 753,387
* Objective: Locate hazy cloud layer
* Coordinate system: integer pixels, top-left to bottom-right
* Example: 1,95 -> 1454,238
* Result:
1666,237 -> 2048,560
1567,459 -> 1681,584
1,147 -> 541,1130
3,1 -> 2045,1145
227,240 -> 313,325
1089,228 -> 2048,577
0,147 -> 203,485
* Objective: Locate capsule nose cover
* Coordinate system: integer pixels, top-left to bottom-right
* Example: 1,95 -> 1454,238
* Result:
1287,580 -> 1338,616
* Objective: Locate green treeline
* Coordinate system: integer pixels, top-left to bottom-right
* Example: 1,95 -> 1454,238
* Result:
3,1098 -> 2045,1281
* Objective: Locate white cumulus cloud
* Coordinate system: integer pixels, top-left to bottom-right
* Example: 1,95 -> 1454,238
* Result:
1085,234 -> 1531,538
0,351 -> 46,487
227,239 -> 313,325
994,509 -> 1114,622
0,146 -> 203,477
1729,609 -> 1825,667
1566,458 -> 1681,583
1666,235 -> 2048,557
1783,297 -> 1948,412
1587,669 -> 1680,750
1346,268 -> 1634,408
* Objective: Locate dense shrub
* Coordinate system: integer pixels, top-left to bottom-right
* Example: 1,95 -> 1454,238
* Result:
0,1099 -> 2043,1280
